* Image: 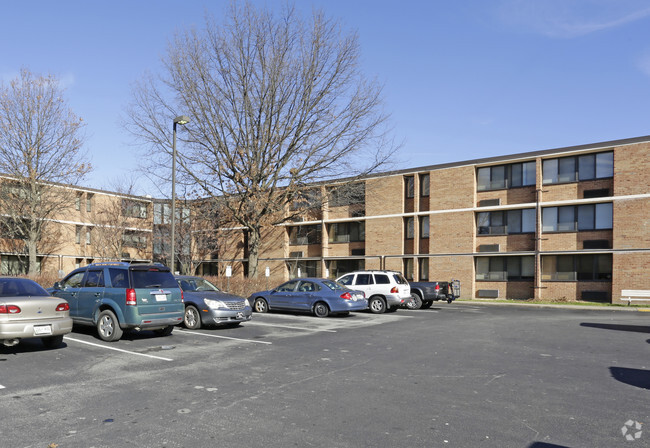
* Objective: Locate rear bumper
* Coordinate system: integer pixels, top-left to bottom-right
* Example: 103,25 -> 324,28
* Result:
0,317 -> 73,340
330,299 -> 368,312
129,316 -> 183,330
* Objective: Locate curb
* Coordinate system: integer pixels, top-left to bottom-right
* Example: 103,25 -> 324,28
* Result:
453,300 -> 647,312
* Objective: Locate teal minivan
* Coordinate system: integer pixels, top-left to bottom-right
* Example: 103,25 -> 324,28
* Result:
50,262 -> 184,342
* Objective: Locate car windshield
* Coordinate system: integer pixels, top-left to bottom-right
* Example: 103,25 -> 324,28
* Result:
393,273 -> 408,285
178,277 -> 220,292
322,279 -> 347,291
0,279 -> 48,297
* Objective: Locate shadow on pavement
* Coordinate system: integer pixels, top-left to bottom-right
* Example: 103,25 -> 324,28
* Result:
580,322 -> 650,334
610,367 -> 650,390
527,442 -> 571,447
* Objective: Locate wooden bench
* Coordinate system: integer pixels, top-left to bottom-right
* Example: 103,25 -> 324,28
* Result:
621,290 -> 650,305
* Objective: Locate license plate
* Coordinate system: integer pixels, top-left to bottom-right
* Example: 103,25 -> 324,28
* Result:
155,294 -> 167,302
34,325 -> 52,336
236,312 -> 244,319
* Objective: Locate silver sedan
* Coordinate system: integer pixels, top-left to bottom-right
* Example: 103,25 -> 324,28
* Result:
0,278 -> 73,349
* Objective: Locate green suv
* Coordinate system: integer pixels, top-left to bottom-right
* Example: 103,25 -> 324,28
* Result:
50,262 -> 184,342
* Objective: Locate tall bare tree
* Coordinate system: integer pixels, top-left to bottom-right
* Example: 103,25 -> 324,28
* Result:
0,68 -> 90,275
126,2 -> 395,277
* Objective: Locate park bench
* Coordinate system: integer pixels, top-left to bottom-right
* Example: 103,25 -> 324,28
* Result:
621,289 -> 650,305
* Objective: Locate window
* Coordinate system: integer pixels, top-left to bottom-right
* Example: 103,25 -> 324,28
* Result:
75,194 -> 82,211
403,258 -> 414,281
477,161 -> 535,191
123,199 -> 148,219
405,217 -> 414,239
404,176 -> 415,198
123,230 -> 148,249
476,256 -> 534,281
542,254 -> 612,281
356,274 -> 373,285
420,216 -> 430,239
86,193 -> 93,212
374,274 -> 390,284
420,174 -> 430,197
328,183 -> 365,207
83,269 -> 105,288
543,151 -> 613,184
1,255 -> 41,275
477,209 -> 535,235
75,225 -> 82,244
289,225 -> 321,245
328,221 -> 365,243
542,203 -> 612,232
62,271 -> 85,288
86,227 -> 92,245
419,257 -> 429,281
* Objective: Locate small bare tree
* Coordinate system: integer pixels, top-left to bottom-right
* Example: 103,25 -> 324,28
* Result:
0,69 -> 90,275
126,2 -> 395,277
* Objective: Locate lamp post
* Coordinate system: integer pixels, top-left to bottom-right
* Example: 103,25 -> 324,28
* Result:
171,115 -> 190,273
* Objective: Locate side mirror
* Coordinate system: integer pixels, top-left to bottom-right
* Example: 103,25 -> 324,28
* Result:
53,281 -> 62,290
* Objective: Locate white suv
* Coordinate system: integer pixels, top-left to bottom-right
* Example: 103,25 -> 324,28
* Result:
336,270 -> 411,314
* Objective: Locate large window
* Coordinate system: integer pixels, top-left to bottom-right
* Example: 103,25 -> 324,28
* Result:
419,257 -> 429,281
477,161 -> 535,191
328,221 -> 365,243
288,225 -> 321,245
542,254 -> 612,281
420,216 -> 430,238
404,217 -> 414,239
404,176 -> 415,198
328,183 -> 365,207
123,230 -> 148,249
123,199 -> 148,219
476,256 -> 534,281
477,209 -> 535,235
420,174 -> 430,197
543,152 -> 613,184
542,203 -> 612,232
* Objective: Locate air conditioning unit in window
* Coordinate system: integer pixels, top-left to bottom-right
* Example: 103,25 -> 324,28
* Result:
478,244 -> 500,252
478,199 -> 500,207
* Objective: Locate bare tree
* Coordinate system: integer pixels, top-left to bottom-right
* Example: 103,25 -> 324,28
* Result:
126,2 -> 395,277
0,69 -> 90,275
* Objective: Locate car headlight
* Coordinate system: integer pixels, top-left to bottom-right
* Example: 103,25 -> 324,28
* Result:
205,299 -> 227,310
244,298 -> 251,307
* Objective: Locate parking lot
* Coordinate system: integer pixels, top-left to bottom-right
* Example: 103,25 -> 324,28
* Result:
1,303 -> 648,448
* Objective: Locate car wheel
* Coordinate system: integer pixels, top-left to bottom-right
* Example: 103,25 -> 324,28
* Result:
313,302 -> 329,318
184,305 -> 201,330
154,326 -> 174,337
368,296 -> 386,314
407,293 -> 423,310
254,298 -> 268,313
97,309 -> 123,342
420,301 -> 433,309
41,335 -> 64,349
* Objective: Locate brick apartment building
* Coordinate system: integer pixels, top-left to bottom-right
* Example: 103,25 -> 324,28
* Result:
1,135 -> 648,303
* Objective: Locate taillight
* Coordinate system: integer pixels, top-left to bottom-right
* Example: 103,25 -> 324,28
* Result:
56,303 -> 69,312
390,286 -> 398,294
435,284 -> 440,291
340,292 -> 352,300
181,290 -> 184,302
126,288 -> 137,306
0,304 -> 21,314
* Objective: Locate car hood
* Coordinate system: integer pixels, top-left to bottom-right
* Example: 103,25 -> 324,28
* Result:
184,290 -> 246,302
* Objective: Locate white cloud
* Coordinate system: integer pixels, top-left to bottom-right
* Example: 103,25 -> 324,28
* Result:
498,0 -> 650,38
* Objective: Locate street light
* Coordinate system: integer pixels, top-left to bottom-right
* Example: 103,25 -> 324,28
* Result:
171,115 -> 190,273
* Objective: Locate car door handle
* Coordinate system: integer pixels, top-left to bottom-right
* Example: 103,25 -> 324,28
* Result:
94,293 -> 102,297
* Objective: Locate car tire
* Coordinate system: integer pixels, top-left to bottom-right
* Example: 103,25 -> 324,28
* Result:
184,305 -> 202,330
406,293 -> 423,310
154,326 -> 174,337
313,302 -> 329,318
97,309 -> 123,342
254,298 -> 268,313
368,296 -> 386,314
41,335 -> 64,349
420,301 -> 433,309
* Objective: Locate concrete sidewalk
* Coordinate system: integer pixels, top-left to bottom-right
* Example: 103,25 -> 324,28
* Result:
454,299 -> 650,312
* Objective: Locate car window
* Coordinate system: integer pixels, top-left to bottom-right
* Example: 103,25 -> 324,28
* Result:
337,275 -> 353,286
131,269 -> 178,288
63,271 -> 85,289
298,281 -> 318,292
356,274 -> 373,285
83,269 -> 105,288
108,269 -> 129,288
276,280 -> 298,292
0,279 -> 48,297
393,274 -> 408,285
322,279 -> 346,291
374,274 -> 390,284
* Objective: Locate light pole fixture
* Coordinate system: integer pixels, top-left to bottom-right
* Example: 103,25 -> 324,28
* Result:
171,115 -> 190,273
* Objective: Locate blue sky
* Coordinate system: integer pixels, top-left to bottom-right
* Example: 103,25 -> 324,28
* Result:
2,0 -> 650,194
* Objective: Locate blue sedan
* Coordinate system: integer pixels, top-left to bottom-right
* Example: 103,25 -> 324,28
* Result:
249,278 -> 367,317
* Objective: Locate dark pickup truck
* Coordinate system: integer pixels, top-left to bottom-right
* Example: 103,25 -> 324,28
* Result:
407,280 -> 460,309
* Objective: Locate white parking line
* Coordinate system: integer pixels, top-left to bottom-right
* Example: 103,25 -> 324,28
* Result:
64,336 -> 174,361
251,322 -> 337,332
174,329 -> 272,344
0,384 -> 5,390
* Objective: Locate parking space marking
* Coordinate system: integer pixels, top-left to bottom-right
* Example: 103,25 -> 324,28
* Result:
174,329 -> 272,344
0,384 -> 5,389
64,336 -> 174,361
251,322 -> 337,332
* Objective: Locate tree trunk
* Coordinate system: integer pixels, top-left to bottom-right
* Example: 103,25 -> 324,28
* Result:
247,227 -> 261,278
27,238 -> 38,276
